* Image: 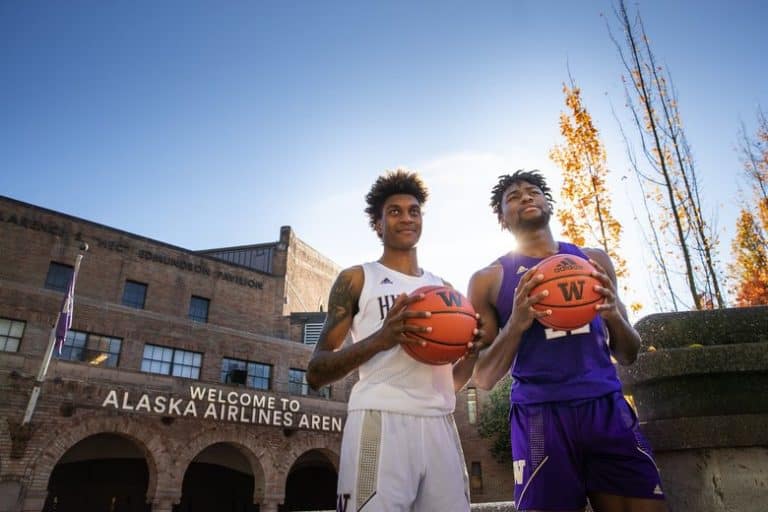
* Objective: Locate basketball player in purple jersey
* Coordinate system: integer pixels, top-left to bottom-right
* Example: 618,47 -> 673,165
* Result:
469,170 -> 667,512
307,170 -> 479,511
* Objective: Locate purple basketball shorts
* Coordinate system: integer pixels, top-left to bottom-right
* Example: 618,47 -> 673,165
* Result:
510,391 -> 665,510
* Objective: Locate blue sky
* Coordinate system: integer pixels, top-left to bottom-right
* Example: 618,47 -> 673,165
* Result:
2,0 -> 766,317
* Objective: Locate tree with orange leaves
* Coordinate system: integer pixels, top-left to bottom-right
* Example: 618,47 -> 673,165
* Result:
607,0 -> 725,311
550,79 -> 636,310
731,110 -> 768,306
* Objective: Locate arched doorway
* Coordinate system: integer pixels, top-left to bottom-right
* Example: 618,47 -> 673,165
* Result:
43,433 -> 149,512
175,443 -> 260,512
283,450 -> 336,511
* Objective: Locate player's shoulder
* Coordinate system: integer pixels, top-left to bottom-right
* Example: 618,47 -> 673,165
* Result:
580,246 -> 610,264
335,265 -> 365,293
469,258 -> 504,287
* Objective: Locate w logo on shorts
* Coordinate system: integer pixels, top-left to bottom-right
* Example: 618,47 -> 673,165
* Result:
513,460 -> 526,485
336,493 -> 350,512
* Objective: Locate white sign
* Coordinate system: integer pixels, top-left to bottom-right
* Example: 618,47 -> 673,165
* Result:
101,385 -> 343,432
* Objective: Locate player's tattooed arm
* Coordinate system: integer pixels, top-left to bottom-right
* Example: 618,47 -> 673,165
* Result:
321,270 -> 359,340
307,267 -> 362,389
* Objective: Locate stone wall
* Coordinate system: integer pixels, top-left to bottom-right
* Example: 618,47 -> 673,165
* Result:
619,306 -> 768,512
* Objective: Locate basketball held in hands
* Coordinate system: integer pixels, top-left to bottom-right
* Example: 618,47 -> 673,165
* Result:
529,254 -> 604,330
403,285 -> 477,365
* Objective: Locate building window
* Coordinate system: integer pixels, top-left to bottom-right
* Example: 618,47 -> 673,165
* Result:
303,322 -> 324,345
470,462 -> 483,492
188,296 -> 210,323
122,280 -> 147,309
467,387 -> 477,424
56,330 -> 122,367
0,317 -> 25,352
141,344 -> 202,379
288,368 -> 330,398
44,262 -> 73,292
289,368 -> 309,396
221,358 -> 272,390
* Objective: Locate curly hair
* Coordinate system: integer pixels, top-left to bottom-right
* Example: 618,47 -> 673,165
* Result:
490,170 -> 554,224
365,169 -> 429,230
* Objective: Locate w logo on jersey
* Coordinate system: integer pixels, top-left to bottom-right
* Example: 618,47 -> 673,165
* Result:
557,280 -> 584,302
436,290 -> 462,307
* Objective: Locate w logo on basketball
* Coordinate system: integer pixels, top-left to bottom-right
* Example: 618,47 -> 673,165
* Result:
557,280 -> 584,302
436,290 -> 462,307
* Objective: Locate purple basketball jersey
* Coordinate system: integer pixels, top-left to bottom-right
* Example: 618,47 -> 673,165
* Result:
496,242 -> 621,404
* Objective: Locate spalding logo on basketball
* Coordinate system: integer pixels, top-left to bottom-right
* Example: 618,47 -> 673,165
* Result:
529,254 -> 604,330
403,285 -> 476,365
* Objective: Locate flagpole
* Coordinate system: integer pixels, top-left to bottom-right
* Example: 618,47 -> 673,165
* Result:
22,243 -> 88,425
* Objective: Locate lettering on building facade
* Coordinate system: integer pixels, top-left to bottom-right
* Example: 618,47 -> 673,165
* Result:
2,209 -> 264,289
101,385 -> 343,432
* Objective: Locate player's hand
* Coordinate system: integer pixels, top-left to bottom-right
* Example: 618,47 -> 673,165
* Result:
374,292 -> 432,351
462,313 -> 486,360
589,259 -> 621,323
505,267 -> 550,335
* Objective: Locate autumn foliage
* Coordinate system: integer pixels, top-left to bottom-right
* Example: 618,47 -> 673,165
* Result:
550,83 -> 636,310
731,111 -> 768,306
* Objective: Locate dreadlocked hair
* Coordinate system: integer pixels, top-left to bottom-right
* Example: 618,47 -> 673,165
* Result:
490,169 -> 554,224
365,169 -> 429,230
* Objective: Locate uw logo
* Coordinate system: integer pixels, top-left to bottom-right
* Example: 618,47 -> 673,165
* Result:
336,493 -> 350,512
557,280 -> 584,302
513,460 -> 526,485
436,290 -> 462,307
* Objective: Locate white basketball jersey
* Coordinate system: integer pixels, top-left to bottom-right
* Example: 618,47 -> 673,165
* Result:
347,261 -> 456,415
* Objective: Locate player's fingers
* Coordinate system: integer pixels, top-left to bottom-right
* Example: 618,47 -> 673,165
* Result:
519,272 -> 545,297
401,292 -> 425,306
402,323 -> 432,334
526,289 -> 549,305
531,306 -> 551,318
595,302 -> 615,312
402,310 -> 431,319
400,333 -> 427,347
388,293 -> 414,313
593,284 -> 615,301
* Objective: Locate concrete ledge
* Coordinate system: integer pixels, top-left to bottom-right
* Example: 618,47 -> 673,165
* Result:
618,343 -> 768,385
640,414 -> 768,451
634,306 -> 768,349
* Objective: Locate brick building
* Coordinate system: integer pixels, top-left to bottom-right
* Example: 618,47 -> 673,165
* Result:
0,195 -> 514,512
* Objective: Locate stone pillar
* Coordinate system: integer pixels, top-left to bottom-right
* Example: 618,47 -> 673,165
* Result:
259,498 -> 282,512
150,496 -> 179,512
20,490 -> 46,512
619,306 -> 768,512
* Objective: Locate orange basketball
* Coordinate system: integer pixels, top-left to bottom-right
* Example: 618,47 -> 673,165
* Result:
530,254 -> 604,330
403,285 -> 476,365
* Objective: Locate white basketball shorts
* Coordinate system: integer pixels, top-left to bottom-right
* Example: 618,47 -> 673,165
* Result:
336,410 -> 470,512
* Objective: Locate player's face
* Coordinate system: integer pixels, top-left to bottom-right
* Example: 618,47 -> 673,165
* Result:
376,194 -> 422,249
500,181 -> 551,233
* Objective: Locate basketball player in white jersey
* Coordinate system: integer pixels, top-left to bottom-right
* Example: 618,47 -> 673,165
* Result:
307,170 -> 479,512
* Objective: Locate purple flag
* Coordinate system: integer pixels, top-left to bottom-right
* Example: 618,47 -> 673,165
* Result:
55,254 -> 83,354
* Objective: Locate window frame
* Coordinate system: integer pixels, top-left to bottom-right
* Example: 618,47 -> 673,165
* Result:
188,295 -> 210,323
0,317 -> 26,352
221,357 -> 272,390
141,343 -> 202,379
44,262 -> 73,292
122,280 -> 148,309
56,329 -> 122,367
